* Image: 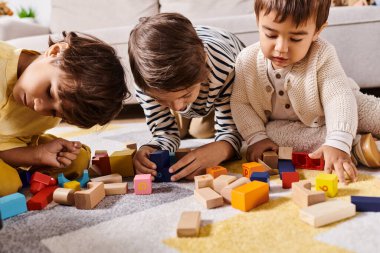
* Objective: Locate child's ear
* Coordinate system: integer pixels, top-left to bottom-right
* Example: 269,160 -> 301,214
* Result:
312,22 -> 328,41
45,42 -> 69,57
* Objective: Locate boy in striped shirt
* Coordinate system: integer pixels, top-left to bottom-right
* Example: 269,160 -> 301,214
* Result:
128,13 -> 244,181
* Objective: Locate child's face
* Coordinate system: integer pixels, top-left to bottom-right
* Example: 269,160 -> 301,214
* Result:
145,83 -> 201,111
13,43 -> 68,118
257,10 -> 325,69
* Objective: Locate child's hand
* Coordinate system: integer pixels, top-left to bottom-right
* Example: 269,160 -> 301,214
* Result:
246,138 -> 278,162
169,141 -> 235,181
309,145 -> 358,184
35,138 -> 81,168
133,146 -> 158,178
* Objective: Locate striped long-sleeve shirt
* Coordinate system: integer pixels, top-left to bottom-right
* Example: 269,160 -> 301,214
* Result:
135,26 -> 245,155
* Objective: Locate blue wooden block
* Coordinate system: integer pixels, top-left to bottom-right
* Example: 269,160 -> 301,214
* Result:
18,171 -> 32,187
0,193 -> 27,220
169,152 -> 177,166
250,172 -> 270,183
150,150 -> 170,170
154,166 -> 173,182
76,170 -> 89,187
278,159 -> 295,179
58,173 -> 70,187
351,196 -> 380,212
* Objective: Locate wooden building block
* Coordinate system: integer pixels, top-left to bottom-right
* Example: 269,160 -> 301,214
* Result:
27,186 -> 58,210
134,174 -> 152,195
150,150 -> 171,182
206,166 -> 228,179
169,152 -> 178,166
221,177 -> 250,203
0,193 -> 27,220
300,200 -> 356,227
177,211 -> 201,237
282,172 -> 300,189
30,172 -> 57,195
92,151 -> 112,176
76,170 -> 90,188
278,160 -> 295,179
250,172 -> 270,184
64,181 -> 81,191
351,196 -> 380,212
194,187 -> 223,209
110,149 -> 135,177
291,180 -> 326,208
262,151 -> 279,170
231,181 -> 269,212
375,179 -> 380,188
242,162 -> 266,178
175,148 -> 191,160
53,188 -> 75,206
213,175 -> 237,194
90,174 -> 122,184
278,147 -> 293,160
126,142 -> 137,150
74,182 -> 105,210
104,183 -> 128,195
194,174 -> 214,190
58,173 -> 70,187
316,173 -> 338,197
258,159 -> 278,175
292,152 -> 324,170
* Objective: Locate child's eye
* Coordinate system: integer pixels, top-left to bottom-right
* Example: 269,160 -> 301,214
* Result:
290,38 -> 302,42
265,34 -> 277,39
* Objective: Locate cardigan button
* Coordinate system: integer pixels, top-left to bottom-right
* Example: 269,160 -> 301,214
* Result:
265,85 -> 272,92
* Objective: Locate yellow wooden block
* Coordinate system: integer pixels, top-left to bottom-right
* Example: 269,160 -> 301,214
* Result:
64,181 -> 81,191
315,173 -> 338,197
231,181 -> 269,212
241,162 -> 266,178
109,149 -> 135,177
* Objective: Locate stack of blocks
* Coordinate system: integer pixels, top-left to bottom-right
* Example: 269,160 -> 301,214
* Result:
278,147 -> 295,180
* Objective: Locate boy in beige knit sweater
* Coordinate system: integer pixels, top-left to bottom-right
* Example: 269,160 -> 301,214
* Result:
231,0 -> 380,184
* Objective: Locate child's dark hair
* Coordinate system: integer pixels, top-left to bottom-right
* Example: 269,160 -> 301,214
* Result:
254,0 -> 331,31
49,31 -> 129,128
128,13 -> 208,92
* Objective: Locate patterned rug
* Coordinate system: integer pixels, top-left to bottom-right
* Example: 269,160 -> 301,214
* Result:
1,121 -> 380,253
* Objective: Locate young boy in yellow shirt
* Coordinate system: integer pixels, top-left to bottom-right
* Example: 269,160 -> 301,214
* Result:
231,0 -> 380,184
0,32 -> 128,196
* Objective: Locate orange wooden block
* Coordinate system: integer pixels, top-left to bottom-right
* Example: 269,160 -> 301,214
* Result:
241,162 -> 266,178
206,166 -> 228,179
231,181 -> 269,212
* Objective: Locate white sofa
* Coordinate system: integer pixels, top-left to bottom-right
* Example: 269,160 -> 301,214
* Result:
2,0 -> 380,103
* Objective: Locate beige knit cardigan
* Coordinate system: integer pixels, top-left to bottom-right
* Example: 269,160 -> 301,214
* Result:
231,39 -> 359,144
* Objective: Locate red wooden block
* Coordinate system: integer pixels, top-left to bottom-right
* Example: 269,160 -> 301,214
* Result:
92,155 -> 112,176
27,186 -> 58,210
282,172 -> 300,189
292,152 -> 324,170
30,172 -> 57,195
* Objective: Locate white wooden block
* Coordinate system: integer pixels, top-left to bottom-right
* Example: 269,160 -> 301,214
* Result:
90,174 -> 122,184
176,211 -> 201,237
220,177 -> 250,203
104,183 -> 128,195
278,147 -> 293,160
213,175 -> 237,194
300,200 -> 356,227
194,174 -> 214,189
53,188 -> 75,206
194,187 -> 223,209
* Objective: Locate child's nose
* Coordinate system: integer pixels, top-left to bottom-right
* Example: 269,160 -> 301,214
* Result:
171,100 -> 185,111
275,38 -> 288,53
33,98 -> 51,114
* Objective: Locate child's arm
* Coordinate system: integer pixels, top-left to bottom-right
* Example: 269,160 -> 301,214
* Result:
0,138 -> 81,168
313,43 -> 359,183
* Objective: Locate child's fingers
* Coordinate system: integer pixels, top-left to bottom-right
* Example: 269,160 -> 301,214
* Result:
57,156 -> 72,168
59,152 -> 77,161
135,159 -> 157,176
343,162 -> 357,182
171,163 -> 199,181
334,162 -> 347,185
169,153 -> 195,173
324,161 -> 333,174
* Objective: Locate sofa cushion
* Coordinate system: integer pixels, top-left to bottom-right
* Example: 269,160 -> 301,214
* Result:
159,0 -> 253,20
50,0 -> 159,33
